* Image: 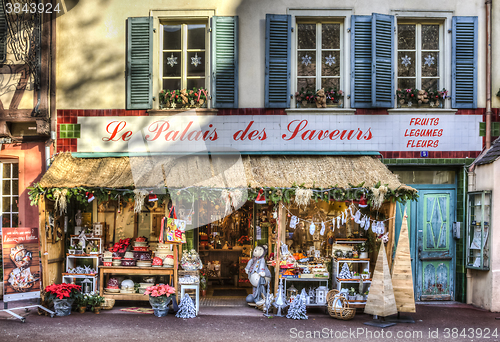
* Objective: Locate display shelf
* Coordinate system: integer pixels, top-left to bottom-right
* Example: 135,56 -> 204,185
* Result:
336,258 -> 370,261
466,191 -> 491,270
70,236 -> 102,254
336,278 -> 372,283
62,274 -> 98,293
333,257 -> 371,308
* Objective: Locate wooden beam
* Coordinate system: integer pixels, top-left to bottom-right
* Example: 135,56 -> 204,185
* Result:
0,109 -> 33,119
274,201 -> 285,294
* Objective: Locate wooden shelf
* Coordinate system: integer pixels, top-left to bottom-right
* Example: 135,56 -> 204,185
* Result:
103,292 -> 149,301
335,238 -> 367,244
335,258 -> 370,261
62,273 -> 97,276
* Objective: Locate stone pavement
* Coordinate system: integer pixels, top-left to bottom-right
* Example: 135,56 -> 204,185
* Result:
0,300 -> 498,342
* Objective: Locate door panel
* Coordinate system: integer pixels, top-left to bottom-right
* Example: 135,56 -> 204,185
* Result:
417,191 -> 455,301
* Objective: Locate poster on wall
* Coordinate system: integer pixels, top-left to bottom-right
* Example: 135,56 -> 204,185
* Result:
2,228 -> 41,302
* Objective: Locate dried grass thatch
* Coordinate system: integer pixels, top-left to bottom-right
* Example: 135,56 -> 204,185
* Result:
40,153 -> 415,192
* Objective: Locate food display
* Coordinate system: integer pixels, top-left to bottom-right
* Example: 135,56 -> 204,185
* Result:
8,268 -> 35,292
10,245 -> 32,269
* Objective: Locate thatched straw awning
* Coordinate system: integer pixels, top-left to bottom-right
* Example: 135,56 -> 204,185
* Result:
39,152 -> 415,192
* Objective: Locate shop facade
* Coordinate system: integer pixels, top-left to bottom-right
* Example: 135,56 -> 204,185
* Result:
48,0 -> 491,305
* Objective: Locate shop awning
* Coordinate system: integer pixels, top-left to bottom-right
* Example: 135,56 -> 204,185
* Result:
39,152 -> 415,192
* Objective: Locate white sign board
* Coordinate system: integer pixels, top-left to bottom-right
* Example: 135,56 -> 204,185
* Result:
76,114 -> 482,153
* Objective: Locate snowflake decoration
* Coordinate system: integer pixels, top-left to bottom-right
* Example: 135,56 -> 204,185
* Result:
167,53 -> 178,68
191,53 -> 202,67
301,54 -> 312,66
401,55 -> 411,67
325,54 -> 336,66
424,55 -> 435,67
407,101 -> 412,107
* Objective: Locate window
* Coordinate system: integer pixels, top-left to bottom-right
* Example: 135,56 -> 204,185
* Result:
0,161 -> 19,233
296,21 -> 342,94
161,22 -> 207,91
397,22 -> 443,91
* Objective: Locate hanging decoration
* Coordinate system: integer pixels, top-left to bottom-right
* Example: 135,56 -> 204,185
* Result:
289,215 -> 298,229
133,189 -> 149,213
53,189 -> 68,215
320,221 -> 326,236
325,54 -> 336,66
371,185 -> 388,210
86,192 -> 95,203
294,188 -> 313,207
401,55 -> 411,67
221,189 -> 232,216
301,54 -> 312,66
424,55 -> 435,67
191,53 -> 202,67
167,53 -> 178,67
148,190 -> 158,202
255,188 -> 267,204
309,222 -> 316,235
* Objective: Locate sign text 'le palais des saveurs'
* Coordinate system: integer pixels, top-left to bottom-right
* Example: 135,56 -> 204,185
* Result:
76,114 -> 482,153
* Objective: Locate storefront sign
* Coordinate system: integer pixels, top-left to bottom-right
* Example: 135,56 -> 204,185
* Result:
2,228 -> 40,302
77,114 -> 482,153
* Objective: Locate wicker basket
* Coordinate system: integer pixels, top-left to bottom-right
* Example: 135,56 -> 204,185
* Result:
327,290 -> 356,320
102,297 -> 115,310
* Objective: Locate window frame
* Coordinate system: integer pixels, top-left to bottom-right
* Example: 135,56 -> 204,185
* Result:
396,20 -> 445,93
160,20 -> 208,92
0,160 -> 19,233
151,10 -> 215,110
295,20 -> 343,97
391,10 -> 453,110
289,9 -> 352,109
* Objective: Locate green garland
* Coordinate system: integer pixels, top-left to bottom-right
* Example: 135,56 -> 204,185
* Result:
28,182 -> 418,209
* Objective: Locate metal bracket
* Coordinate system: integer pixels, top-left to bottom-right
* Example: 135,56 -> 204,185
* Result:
347,28 -> 351,33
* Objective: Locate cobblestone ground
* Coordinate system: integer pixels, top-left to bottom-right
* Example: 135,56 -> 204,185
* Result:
0,302 -> 498,342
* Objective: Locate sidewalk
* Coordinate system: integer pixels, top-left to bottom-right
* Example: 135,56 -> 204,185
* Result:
0,301 -> 498,342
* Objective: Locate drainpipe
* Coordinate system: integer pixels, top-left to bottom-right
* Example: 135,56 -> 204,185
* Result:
485,0 -> 492,149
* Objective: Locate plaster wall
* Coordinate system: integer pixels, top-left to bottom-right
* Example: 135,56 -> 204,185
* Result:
56,0 -> 486,110
469,161 -> 500,311
0,143 -> 46,230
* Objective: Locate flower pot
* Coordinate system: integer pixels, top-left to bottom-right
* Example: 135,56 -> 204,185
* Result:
348,295 -> 356,301
356,294 -> 364,301
78,306 -> 86,314
93,306 -> 101,314
53,298 -> 74,316
201,289 -> 207,297
360,252 -> 369,259
149,296 -> 172,317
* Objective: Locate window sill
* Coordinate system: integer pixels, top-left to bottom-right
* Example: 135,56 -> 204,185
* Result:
286,108 -> 356,115
148,108 -> 218,116
387,108 -> 457,114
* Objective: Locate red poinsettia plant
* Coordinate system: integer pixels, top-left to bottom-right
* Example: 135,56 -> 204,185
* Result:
144,284 -> 176,298
112,238 -> 131,254
44,283 -> 82,301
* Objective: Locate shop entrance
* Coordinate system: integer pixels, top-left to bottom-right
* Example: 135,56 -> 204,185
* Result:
396,187 -> 456,301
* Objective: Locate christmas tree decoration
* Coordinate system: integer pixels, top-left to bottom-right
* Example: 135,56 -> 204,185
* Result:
175,293 -> 197,318
390,210 -> 416,315
287,290 -> 308,319
309,222 -> 316,235
364,242 -> 397,318
255,188 -> 267,204
339,262 -> 352,279
86,192 -> 95,203
273,278 -> 288,317
263,283 -> 274,317
148,190 -> 158,202
320,222 -> 326,236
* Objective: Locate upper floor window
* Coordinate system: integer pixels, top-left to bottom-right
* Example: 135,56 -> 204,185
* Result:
296,22 -> 341,94
397,23 -> 443,92
161,22 -> 207,91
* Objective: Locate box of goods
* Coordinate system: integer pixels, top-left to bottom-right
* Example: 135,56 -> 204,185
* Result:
178,270 -> 200,284
300,274 -> 315,278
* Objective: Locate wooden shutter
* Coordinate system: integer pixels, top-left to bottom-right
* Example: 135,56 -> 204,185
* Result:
265,14 -> 291,108
0,0 -> 6,63
212,16 -> 238,108
372,13 -> 394,108
126,17 -> 153,110
351,15 -> 372,108
452,16 -> 477,109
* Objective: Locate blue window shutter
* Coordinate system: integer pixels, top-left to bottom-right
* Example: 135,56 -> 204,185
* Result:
372,13 -> 394,108
351,15 -> 372,108
265,14 -> 291,108
212,16 -> 238,108
126,17 -> 153,110
452,16 -> 477,109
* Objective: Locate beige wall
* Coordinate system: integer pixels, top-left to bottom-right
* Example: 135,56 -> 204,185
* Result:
56,0 -> 487,109
468,161 -> 500,311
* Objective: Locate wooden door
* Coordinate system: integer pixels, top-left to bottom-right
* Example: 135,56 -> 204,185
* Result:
417,191 -> 455,301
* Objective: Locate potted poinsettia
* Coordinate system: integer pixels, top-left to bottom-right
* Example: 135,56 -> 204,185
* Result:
44,283 -> 82,316
144,284 -> 176,317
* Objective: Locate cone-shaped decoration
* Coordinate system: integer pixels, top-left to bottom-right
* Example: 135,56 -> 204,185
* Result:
364,242 -> 397,317
391,210 -> 416,313
255,188 -> 267,204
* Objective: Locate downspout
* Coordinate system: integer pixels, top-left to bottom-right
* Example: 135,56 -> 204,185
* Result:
485,0 -> 492,149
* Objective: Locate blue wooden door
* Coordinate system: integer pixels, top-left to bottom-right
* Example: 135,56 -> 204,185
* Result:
417,190 -> 455,300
